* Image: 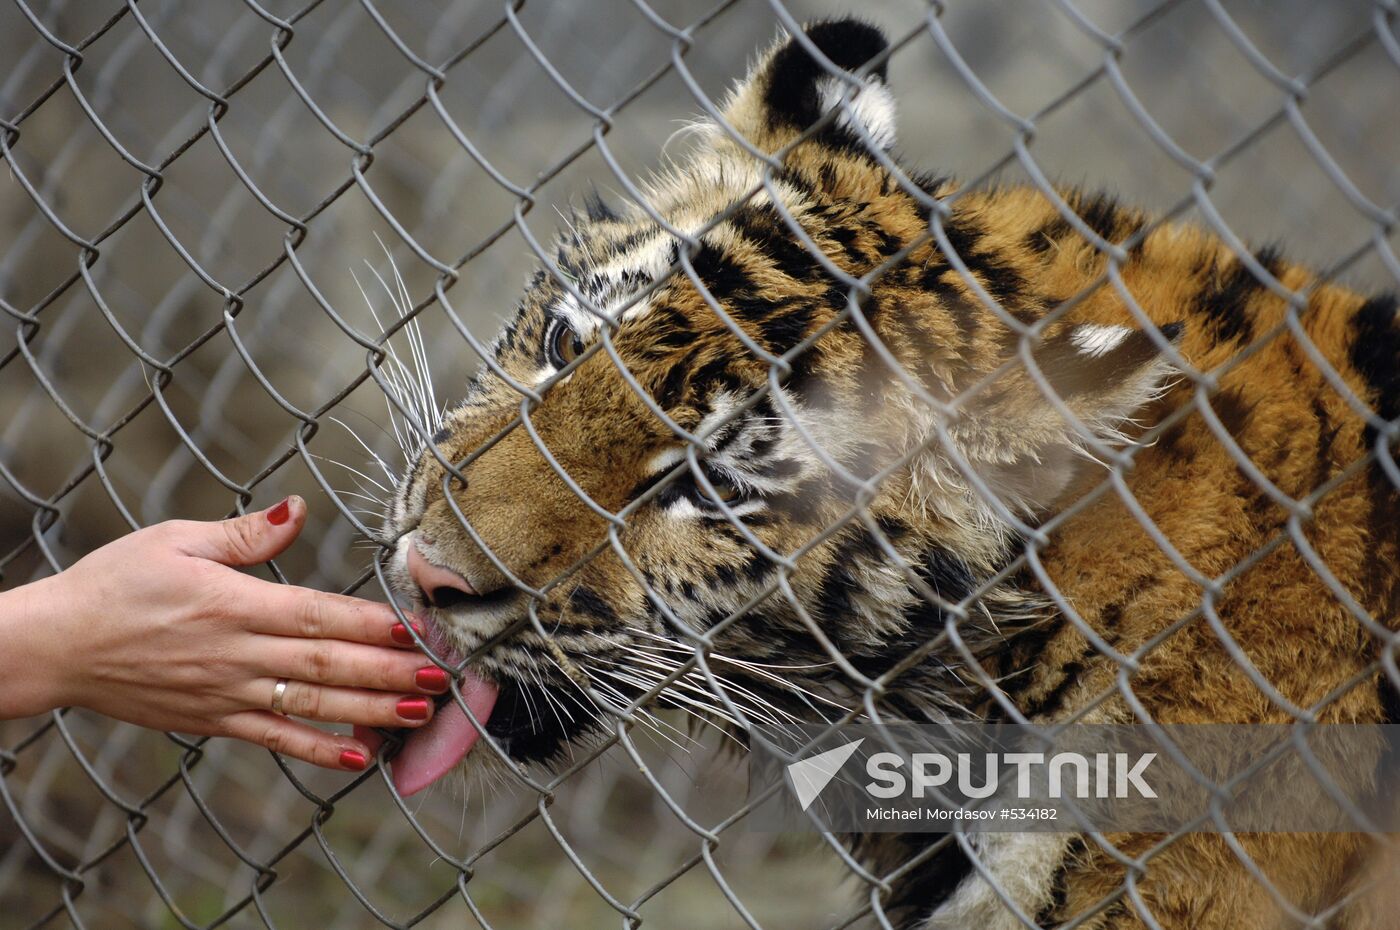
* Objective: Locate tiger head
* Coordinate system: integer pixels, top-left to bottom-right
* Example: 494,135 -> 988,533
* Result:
378,18 -> 1180,795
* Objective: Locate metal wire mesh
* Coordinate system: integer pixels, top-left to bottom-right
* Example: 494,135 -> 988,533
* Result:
1,1 -> 1398,928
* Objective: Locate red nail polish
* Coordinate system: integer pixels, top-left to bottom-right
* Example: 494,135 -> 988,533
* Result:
340,749 -> 367,770
415,666 -> 448,692
391,623 -> 414,645
267,498 -> 291,526
398,697 -> 431,720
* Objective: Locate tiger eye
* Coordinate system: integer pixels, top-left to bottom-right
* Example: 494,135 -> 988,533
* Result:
548,320 -> 586,369
706,477 -> 742,504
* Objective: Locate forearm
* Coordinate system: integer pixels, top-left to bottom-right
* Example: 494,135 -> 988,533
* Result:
0,577 -> 68,718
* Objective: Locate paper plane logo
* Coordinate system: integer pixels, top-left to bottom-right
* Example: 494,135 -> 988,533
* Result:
786,738 -> 865,811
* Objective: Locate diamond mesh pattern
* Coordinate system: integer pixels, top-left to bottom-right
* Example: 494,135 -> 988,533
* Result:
2,2 -> 1398,928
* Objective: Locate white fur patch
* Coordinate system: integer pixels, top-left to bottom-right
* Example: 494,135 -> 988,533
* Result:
1069,323 -> 1133,358
665,498 -> 703,520
922,833 -> 1070,930
695,391 -> 740,445
554,293 -> 597,337
595,235 -> 677,296
818,75 -> 896,149
645,446 -> 687,474
552,233 -> 679,344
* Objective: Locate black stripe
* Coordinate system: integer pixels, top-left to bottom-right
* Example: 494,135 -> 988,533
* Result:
938,213 -> 1028,308
567,585 -> 617,623
872,836 -> 973,925
1381,669 -> 1400,725
654,358 -> 692,410
628,466 -> 678,504
1073,190 -> 1142,245
756,302 -> 814,352
742,551 -> 772,581
977,254 -> 1027,305
728,206 -> 823,282
1033,835 -> 1085,927
689,243 -> 755,304
1022,657 -> 1088,718
942,214 -> 985,264
997,614 -> 1066,693
583,190 -> 619,222
828,225 -> 865,264
1211,387 -> 1256,441
872,222 -> 903,258
690,355 -> 744,395
1026,215 -> 1072,255
761,19 -> 889,132
1351,293 -> 1400,436
908,170 -> 950,201
1195,246 -> 1284,346
1352,295 -> 1400,623
1308,396 -> 1340,495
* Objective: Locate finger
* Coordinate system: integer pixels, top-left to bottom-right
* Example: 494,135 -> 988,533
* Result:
176,496 -> 307,567
221,710 -> 371,772
240,579 -> 426,650
254,636 -> 450,695
249,678 -> 435,728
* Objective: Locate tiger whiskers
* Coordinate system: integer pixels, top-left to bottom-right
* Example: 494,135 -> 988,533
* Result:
584,668 -> 738,752
547,652 -> 700,754
623,628 -> 846,721
345,237 -> 446,463
582,674 -> 699,756
600,650 -> 796,726
329,239 -> 448,519
328,413 -> 399,488
526,663 -> 577,765
573,628 -> 852,741
587,657 -> 791,732
309,453 -> 391,500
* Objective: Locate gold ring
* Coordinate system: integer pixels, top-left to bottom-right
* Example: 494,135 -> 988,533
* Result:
271,678 -> 290,716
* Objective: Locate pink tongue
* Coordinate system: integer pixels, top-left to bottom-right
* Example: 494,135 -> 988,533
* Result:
387,671 -> 499,797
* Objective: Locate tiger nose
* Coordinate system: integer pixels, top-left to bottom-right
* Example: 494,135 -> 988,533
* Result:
406,536 -> 477,608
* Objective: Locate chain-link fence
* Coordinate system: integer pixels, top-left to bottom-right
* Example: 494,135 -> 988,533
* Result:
2,1 -> 1398,928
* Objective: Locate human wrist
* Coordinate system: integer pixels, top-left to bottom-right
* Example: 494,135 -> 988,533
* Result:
0,576 -> 75,717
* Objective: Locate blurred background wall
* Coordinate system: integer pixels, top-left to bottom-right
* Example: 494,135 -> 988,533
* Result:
1,2 -> 1396,928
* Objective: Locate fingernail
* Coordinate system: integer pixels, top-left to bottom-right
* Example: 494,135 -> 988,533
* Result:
397,697 -> 431,720
415,666 -> 449,692
340,749 -> 367,770
392,624 -> 422,647
267,498 -> 291,526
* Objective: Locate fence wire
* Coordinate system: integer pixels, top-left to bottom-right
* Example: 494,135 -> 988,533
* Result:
1,1 -> 1398,928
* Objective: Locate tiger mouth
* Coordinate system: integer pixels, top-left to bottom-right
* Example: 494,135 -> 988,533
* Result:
421,583 -> 517,612
387,661 -> 498,796
377,609 -> 595,796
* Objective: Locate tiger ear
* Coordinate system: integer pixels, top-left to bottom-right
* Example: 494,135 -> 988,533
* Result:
720,18 -> 895,153
950,322 -> 1185,514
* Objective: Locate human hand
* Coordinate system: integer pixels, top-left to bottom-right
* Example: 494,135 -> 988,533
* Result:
0,497 -> 441,771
